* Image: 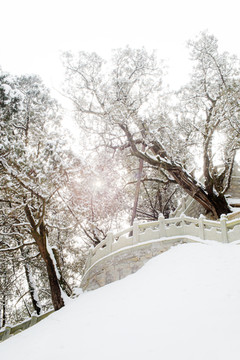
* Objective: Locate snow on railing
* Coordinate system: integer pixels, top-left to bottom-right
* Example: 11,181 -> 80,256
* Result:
0,310 -> 54,342
83,214 -> 240,277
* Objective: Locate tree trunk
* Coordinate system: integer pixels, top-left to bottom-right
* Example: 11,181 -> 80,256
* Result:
167,166 -> 231,219
24,205 -> 65,311
24,261 -> 42,315
130,149 -> 145,225
1,259 -> 7,328
43,249 -> 65,311
120,124 -> 232,219
2,294 -> 6,328
19,241 -> 42,315
52,247 -> 72,297
207,192 -> 231,218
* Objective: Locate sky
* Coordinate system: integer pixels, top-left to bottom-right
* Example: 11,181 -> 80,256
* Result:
1,242 -> 240,359
1,0 -> 240,99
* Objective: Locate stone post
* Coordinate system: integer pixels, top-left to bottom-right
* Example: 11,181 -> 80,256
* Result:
158,214 -> 166,237
85,247 -> 93,271
106,232 -> 113,253
181,197 -> 186,212
132,219 -> 139,245
30,315 -> 38,326
180,213 -> 186,235
220,215 -> 228,243
2,326 -> 11,341
198,215 -> 205,240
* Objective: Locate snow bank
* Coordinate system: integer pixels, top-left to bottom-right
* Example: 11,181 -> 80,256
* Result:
1,242 -> 240,360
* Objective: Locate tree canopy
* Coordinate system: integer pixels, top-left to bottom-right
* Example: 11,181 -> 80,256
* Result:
62,32 -> 240,219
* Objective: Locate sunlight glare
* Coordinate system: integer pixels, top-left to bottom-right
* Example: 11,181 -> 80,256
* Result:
92,179 -> 104,190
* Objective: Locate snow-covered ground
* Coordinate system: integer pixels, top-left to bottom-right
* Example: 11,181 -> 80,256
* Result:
1,242 -> 240,360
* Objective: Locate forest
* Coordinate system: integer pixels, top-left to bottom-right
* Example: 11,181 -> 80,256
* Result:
1,31 -> 240,326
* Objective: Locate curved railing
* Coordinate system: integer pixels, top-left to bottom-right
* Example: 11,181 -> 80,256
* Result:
82,214 -> 240,280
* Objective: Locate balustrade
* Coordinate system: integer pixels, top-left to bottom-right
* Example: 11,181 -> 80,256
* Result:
83,214 -> 240,280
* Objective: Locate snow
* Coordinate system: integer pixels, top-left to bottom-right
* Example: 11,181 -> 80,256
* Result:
1,242 -> 240,359
229,198 -> 240,205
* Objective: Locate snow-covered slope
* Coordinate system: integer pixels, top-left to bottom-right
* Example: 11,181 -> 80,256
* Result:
1,242 -> 240,360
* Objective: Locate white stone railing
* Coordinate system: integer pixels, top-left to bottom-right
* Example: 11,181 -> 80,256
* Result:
0,310 -> 54,342
83,214 -> 240,277
170,196 -> 193,218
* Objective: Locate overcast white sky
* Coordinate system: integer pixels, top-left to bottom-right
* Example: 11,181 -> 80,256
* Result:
1,0 -> 240,96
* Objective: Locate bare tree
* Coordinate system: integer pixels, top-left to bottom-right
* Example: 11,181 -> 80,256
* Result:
63,37 -> 240,218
